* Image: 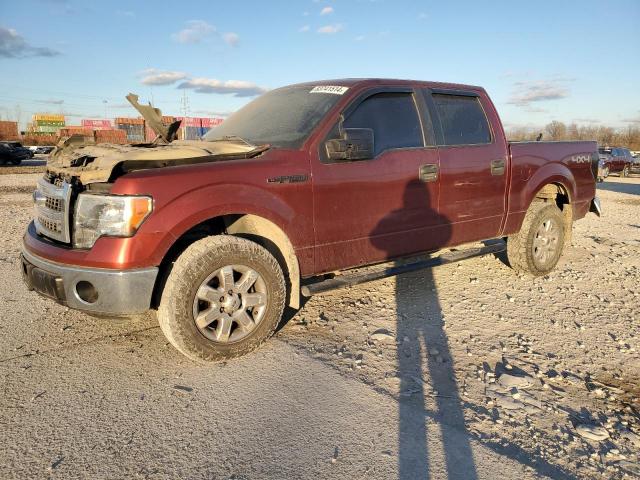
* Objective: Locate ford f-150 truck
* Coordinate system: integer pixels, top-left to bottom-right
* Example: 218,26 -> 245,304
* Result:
21,79 -> 601,362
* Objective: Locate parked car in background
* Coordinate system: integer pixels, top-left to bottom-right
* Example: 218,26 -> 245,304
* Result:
27,145 -> 55,154
631,152 -> 640,174
597,157 -> 609,182
0,141 -> 33,165
598,147 -> 633,177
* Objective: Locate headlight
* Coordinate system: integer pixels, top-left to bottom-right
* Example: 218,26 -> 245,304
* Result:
73,194 -> 153,249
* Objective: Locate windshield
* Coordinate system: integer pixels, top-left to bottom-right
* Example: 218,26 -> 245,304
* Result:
203,85 -> 345,149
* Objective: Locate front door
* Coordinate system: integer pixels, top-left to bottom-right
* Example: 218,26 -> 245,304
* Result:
311,89 -> 448,274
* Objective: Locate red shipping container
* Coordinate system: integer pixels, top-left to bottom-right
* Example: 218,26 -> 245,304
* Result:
82,119 -> 112,130
200,117 -> 224,128
175,117 -> 201,127
115,117 -> 144,125
95,129 -> 127,144
145,126 -> 157,142
59,127 -> 93,138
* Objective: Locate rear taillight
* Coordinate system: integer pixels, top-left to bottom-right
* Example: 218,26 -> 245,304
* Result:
590,152 -> 599,181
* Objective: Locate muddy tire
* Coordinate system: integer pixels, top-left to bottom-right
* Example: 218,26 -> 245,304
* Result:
158,235 -> 286,362
507,201 -> 565,276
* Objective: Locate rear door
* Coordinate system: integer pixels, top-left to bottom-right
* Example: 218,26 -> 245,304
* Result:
424,89 -> 509,245
311,88 -> 446,274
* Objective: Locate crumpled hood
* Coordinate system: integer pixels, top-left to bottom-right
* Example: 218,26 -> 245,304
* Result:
47,139 -> 268,184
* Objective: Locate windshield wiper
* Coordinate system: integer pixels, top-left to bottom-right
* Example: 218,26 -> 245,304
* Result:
208,135 -> 255,147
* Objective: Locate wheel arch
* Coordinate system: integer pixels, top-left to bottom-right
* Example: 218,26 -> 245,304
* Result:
152,213 -> 300,310
532,180 -> 573,247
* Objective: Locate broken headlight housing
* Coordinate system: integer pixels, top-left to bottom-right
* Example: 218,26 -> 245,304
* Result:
73,194 -> 153,249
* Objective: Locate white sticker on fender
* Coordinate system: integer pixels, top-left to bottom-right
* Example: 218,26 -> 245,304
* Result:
310,85 -> 349,95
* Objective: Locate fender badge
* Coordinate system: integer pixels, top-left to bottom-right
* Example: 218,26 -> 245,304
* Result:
267,175 -> 309,184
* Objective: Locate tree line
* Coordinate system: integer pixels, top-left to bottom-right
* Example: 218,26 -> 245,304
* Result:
506,121 -> 640,151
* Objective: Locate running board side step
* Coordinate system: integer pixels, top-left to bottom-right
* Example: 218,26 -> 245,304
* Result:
301,242 -> 506,297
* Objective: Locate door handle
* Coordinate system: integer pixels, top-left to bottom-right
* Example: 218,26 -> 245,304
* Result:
419,164 -> 438,182
490,159 -> 506,176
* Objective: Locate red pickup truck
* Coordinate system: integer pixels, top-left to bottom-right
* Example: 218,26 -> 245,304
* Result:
21,79 -> 601,361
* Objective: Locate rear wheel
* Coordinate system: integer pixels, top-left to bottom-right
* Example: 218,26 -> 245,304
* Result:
10,158 -> 21,166
507,201 -> 565,276
621,165 -> 630,178
158,235 -> 286,362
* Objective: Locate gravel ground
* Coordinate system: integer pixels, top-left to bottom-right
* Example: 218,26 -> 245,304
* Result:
0,172 -> 638,479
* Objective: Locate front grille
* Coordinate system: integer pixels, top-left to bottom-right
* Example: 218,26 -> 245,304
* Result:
37,216 -> 62,233
45,196 -> 63,212
33,177 -> 72,243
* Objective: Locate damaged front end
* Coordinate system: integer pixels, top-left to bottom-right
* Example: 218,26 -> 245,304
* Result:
46,93 -> 269,185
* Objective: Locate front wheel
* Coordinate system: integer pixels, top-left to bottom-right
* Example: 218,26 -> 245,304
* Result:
10,158 -> 21,166
507,202 -> 566,276
621,166 -> 630,178
158,235 -> 286,362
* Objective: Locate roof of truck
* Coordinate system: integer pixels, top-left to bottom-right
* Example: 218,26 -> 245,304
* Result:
290,78 -> 485,92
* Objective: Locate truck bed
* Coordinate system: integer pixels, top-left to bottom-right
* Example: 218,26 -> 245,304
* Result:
504,140 -> 597,233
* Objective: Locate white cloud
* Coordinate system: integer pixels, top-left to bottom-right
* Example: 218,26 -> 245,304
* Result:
177,78 -> 267,97
0,26 -> 61,58
109,103 -> 136,110
37,99 -> 65,105
172,20 -> 216,44
302,11 -> 309,16
508,79 -> 571,107
318,24 -> 343,34
193,109 -> 234,117
140,68 -> 188,86
222,32 -> 239,47
418,12 -> 427,20
355,35 -> 365,41
320,6 -> 334,15
573,118 -> 600,124
116,10 -> 135,18
299,25 -> 310,33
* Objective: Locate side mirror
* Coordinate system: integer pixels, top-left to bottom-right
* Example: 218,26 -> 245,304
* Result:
325,128 -> 374,161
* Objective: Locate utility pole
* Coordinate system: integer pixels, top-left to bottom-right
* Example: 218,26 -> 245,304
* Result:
180,90 -> 190,117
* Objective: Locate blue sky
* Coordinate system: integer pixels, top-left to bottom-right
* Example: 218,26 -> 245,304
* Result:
1,0 -> 639,130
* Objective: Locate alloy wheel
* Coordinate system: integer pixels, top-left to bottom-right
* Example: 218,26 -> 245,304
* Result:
533,218 -> 560,267
192,264 -> 268,343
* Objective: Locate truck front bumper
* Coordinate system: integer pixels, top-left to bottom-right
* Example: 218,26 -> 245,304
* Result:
20,247 -> 158,316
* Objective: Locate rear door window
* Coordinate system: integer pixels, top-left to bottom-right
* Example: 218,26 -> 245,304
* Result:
431,93 -> 492,146
343,92 -> 423,156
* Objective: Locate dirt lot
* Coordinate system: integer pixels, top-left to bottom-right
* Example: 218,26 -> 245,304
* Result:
0,170 -> 638,479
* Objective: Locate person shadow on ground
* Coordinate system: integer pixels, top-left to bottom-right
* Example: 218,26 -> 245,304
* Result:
371,179 -> 478,479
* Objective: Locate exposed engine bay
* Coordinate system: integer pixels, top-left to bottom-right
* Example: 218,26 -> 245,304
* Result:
45,93 -> 269,184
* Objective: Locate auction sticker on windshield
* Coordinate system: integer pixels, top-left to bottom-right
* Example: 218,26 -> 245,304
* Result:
310,86 -> 349,95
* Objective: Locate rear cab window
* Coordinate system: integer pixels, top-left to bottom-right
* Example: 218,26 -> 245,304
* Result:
429,92 -> 492,146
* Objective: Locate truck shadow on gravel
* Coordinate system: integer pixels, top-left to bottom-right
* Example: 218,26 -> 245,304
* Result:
369,181 -> 579,480
372,180 -> 478,479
